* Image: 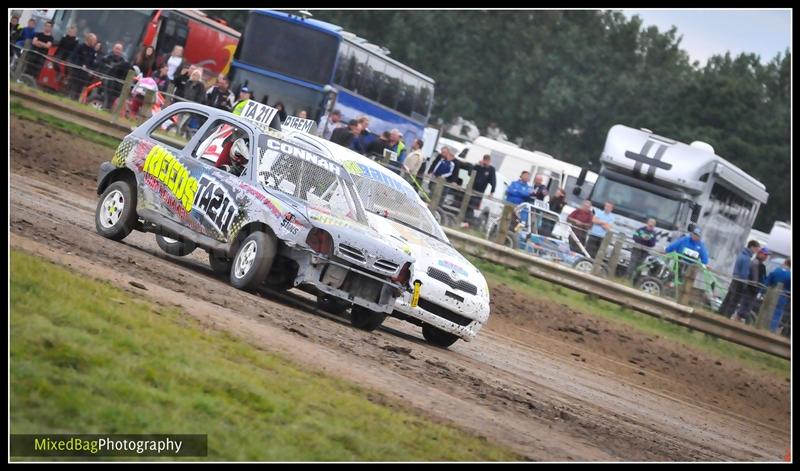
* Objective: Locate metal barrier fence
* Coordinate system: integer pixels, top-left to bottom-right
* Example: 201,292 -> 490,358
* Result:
9,42 -> 790,340
365,156 -> 791,339
10,42 -> 207,124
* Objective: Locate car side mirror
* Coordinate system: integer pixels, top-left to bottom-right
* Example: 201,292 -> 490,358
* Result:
690,204 -> 701,223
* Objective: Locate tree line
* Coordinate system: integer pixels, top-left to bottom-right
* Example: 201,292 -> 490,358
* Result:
210,10 -> 790,231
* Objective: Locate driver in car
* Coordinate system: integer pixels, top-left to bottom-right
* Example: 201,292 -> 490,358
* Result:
221,137 -> 250,177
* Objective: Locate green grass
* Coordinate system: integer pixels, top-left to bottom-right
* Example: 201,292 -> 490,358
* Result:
11,100 -> 121,150
10,250 -> 519,461
471,257 -> 790,378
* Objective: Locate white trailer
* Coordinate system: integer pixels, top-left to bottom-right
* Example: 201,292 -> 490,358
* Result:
579,124 -> 769,275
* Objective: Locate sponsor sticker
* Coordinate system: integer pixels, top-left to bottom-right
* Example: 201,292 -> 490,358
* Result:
142,145 -> 198,212
282,116 -> 315,133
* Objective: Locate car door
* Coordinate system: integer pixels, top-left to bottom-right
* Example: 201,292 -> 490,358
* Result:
180,117 -> 256,242
139,107 -> 209,226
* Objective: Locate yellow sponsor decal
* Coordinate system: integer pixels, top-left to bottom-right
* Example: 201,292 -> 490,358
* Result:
142,145 -> 198,212
411,280 -> 422,308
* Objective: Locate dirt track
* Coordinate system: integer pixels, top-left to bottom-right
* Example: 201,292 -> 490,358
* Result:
9,117 -> 791,461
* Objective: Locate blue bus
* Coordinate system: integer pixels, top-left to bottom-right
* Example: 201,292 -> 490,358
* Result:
229,10 -> 435,145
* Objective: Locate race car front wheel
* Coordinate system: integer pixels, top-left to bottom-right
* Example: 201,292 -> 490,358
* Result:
95,180 -> 137,241
230,231 -> 277,291
156,234 -> 196,257
350,306 -> 387,332
422,324 -> 460,348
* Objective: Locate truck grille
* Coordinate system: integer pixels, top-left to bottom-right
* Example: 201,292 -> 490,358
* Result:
427,267 -> 478,295
417,298 -> 473,327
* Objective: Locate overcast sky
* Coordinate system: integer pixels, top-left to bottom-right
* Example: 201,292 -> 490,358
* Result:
621,9 -> 791,65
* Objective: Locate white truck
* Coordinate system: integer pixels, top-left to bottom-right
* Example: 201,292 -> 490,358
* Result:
577,124 -> 769,276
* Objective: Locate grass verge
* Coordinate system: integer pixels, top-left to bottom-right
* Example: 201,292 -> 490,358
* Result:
11,100 -> 120,149
10,249 -> 519,461
470,257 -> 789,378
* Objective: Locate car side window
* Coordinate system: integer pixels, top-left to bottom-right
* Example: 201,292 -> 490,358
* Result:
192,119 -> 252,177
149,110 -> 208,150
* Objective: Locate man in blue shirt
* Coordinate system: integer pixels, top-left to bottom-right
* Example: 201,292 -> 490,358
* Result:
665,226 -> 710,266
586,201 -> 615,258
719,240 -> 760,316
505,171 -> 533,205
765,258 -> 791,333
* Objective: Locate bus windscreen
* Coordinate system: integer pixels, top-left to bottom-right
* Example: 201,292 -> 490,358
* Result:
237,13 -> 339,86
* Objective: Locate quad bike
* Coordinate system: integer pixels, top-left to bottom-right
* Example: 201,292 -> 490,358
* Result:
633,251 -> 721,310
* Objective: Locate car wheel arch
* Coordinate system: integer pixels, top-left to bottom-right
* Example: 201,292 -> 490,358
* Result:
98,167 -> 137,195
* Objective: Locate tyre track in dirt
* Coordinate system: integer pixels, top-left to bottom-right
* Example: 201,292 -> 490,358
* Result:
10,169 -> 789,461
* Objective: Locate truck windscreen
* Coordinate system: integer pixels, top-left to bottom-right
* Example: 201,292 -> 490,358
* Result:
589,176 -> 683,229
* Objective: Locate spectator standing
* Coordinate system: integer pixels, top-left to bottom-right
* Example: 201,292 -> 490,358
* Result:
54,24 -> 78,61
765,258 -> 791,334
403,139 -> 426,179
67,32 -> 97,100
627,218 -> 658,279
586,201 -> 615,258
732,247 -> 769,324
531,174 -> 549,201
349,116 -> 368,153
162,45 -> 185,81
133,45 -> 156,78
10,14 -> 23,63
172,64 -> 194,99
317,109 -> 342,140
97,42 -> 130,110
297,109 -> 308,119
505,171 -> 533,205
468,154 -> 497,221
205,74 -> 235,111
365,131 -> 390,160
540,188 -> 566,237
152,63 -> 170,92
665,226 -> 710,284
387,129 -> 406,163
179,68 -> 206,103
430,145 -> 456,178
273,101 -> 287,122
719,240 -> 760,316
330,119 -> 361,148
231,86 -> 252,114
567,199 -> 594,254
28,20 -> 54,78
17,18 -> 37,49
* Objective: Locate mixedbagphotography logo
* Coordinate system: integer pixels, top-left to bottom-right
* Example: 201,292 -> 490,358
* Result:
10,434 -> 208,457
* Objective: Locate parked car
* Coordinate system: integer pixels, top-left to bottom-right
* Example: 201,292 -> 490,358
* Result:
94,101 -> 414,331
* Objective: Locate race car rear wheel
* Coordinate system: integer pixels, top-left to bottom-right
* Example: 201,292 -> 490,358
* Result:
422,324 -> 460,348
209,251 -> 232,275
156,234 -> 196,256
95,180 -> 137,241
349,305 -> 387,332
317,294 -> 350,316
230,231 -> 277,291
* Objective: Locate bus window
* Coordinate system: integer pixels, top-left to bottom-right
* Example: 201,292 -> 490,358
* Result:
361,54 -> 383,102
397,73 -> 417,116
414,83 -> 433,118
333,42 -> 351,87
238,13 -> 339,85
379,63 -> 402,109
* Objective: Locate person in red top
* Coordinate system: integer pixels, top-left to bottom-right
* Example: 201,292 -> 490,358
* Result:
567,199 -> 594,254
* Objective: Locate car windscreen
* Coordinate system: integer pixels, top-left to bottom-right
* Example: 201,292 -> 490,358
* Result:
349,173 -> 449,244
258,147 -> 367,225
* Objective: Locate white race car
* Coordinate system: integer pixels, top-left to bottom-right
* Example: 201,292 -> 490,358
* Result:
300,135 -> 490,347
